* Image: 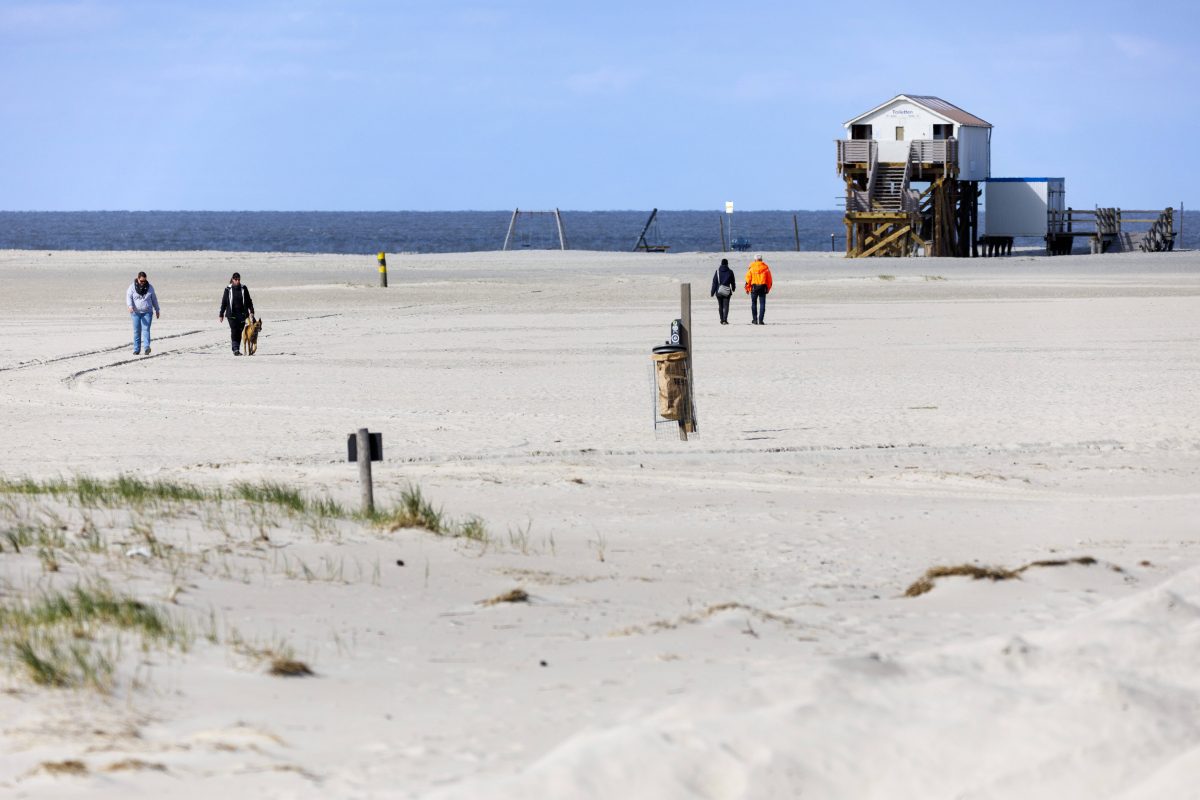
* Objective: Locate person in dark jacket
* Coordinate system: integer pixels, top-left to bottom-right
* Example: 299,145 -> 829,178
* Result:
710,258 -> 736,324
218,272 -> 255,356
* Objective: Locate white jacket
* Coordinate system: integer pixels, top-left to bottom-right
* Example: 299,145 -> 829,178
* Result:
126,282 -> 160,314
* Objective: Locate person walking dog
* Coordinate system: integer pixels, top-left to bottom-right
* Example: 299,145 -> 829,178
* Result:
125,271 -> 160,355
710,257 -> 736,324
744,254 -> 773,325
218,272 -> 255,356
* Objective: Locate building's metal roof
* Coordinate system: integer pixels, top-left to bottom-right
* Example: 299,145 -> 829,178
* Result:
905,95 -> 991,127
845,95 -> 992,128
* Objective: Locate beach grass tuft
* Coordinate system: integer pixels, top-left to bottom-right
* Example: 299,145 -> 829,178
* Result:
0,581 -> 188,690
0,473 -> 348,519
905,556 -> 1104,597
480,588 -> 530,606
1,473 -> 485,539
457,515 -> 488,542
104,759 -> 168,773
39,759 -> 89,776
904,564 -> 1020,597
374,483 -> 446,533
2,583 -> 173,639
233,481 -> 307,513
1021,556 -> 1097,570
268,657 -> 315,677
0,474 -> 205,506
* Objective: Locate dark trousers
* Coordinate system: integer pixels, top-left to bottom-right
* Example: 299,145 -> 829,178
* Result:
716,293 -> 730,323
227,314 -> 246,351
750,285 -> 768,322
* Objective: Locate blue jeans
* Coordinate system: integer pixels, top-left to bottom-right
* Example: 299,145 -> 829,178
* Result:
131,311 -> 153,352
750,285 -> 768,322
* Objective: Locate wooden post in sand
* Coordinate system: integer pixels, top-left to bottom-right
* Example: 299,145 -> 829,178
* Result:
679,283 -> 694,441
357,429 -> 374,513
348,428 -> 383,514
377,252 -> 388,288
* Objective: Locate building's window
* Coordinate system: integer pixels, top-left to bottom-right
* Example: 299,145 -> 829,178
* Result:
895,126 -> 905,140
851,124 -> 873,140
933,124 -> 953,140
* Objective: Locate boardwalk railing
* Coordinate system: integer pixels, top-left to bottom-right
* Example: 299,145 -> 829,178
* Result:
837,139 -> 876,165
846,189 -> 871,212
909,139 -> 957,164
839,139 -> 955,166
1046,208 -> 1176,254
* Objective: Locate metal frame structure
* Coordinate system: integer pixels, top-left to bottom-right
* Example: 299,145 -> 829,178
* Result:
501,208 -> 569,251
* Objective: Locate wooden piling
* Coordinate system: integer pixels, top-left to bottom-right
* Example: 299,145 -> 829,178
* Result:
356,428 -> 374,514
679,283 -> 693,440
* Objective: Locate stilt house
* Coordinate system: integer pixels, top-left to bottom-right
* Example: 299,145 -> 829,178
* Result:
836,95 -> 991,257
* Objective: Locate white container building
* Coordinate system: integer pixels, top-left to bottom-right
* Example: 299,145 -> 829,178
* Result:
984,178 -> 1066,237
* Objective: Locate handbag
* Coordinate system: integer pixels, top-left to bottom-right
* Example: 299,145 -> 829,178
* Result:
716,284 -> 732,298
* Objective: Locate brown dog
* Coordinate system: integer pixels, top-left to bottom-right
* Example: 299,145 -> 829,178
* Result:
241,318 -> 263,355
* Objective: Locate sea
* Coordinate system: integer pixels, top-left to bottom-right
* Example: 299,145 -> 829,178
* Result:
0,210 -> 1194,254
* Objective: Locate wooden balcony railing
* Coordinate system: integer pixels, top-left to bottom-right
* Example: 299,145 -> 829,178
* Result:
908,139 -> 957,164
837,139 -> 876,165
840,139 -> 956,170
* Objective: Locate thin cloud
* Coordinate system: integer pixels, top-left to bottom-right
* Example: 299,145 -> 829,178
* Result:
563,67 -> 641,94
0,1 -> 115,37
1109,33 -> 1186,68
729,71 -> 800,102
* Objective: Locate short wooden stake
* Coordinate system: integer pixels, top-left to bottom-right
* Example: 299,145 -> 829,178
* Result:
356,428 -> 374,513
377,252 -> 388,288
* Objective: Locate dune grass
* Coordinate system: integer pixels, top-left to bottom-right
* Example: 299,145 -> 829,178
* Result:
904,565 -> 1019,597
905,556 -> 1103,597
0,581 -> 188,690
0,474 -> 207,506
1,474 -> 475,536
39,760 -> 89,776
0,474 -> 346,518
479,587 -> 530,606
268,657 -> 315,677
0,472 -> 487,689
368,483 -> 489,541
2,584 -> 173,636
372,483 -> 445,531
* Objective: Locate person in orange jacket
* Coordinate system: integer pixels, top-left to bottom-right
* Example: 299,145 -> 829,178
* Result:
744,254 -> 773,325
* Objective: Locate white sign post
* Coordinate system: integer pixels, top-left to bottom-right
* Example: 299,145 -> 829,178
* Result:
725,201 -> 733,252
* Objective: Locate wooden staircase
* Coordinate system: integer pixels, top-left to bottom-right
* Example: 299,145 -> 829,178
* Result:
871,164 -> 907,210
1141,208 -> 1176,252
843,160 -> 922,257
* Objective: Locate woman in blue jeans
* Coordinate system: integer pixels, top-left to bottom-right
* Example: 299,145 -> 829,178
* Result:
125,271 -> 161,355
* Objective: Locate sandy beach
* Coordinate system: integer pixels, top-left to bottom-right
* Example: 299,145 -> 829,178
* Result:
1,247 -> 1199,798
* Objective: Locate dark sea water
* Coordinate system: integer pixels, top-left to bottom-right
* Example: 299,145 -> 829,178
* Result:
0,210 -> 1194,254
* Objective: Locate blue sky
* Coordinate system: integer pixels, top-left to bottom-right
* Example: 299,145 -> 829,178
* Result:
2,0 -> 1196,211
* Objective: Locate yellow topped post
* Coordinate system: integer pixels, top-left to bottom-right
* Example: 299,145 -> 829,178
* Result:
377,252 -> 388,288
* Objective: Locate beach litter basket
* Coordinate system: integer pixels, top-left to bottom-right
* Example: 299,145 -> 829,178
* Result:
652,345 -> 688,421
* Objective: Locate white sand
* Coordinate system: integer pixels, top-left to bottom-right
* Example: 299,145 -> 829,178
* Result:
1,247 -> 1199,798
